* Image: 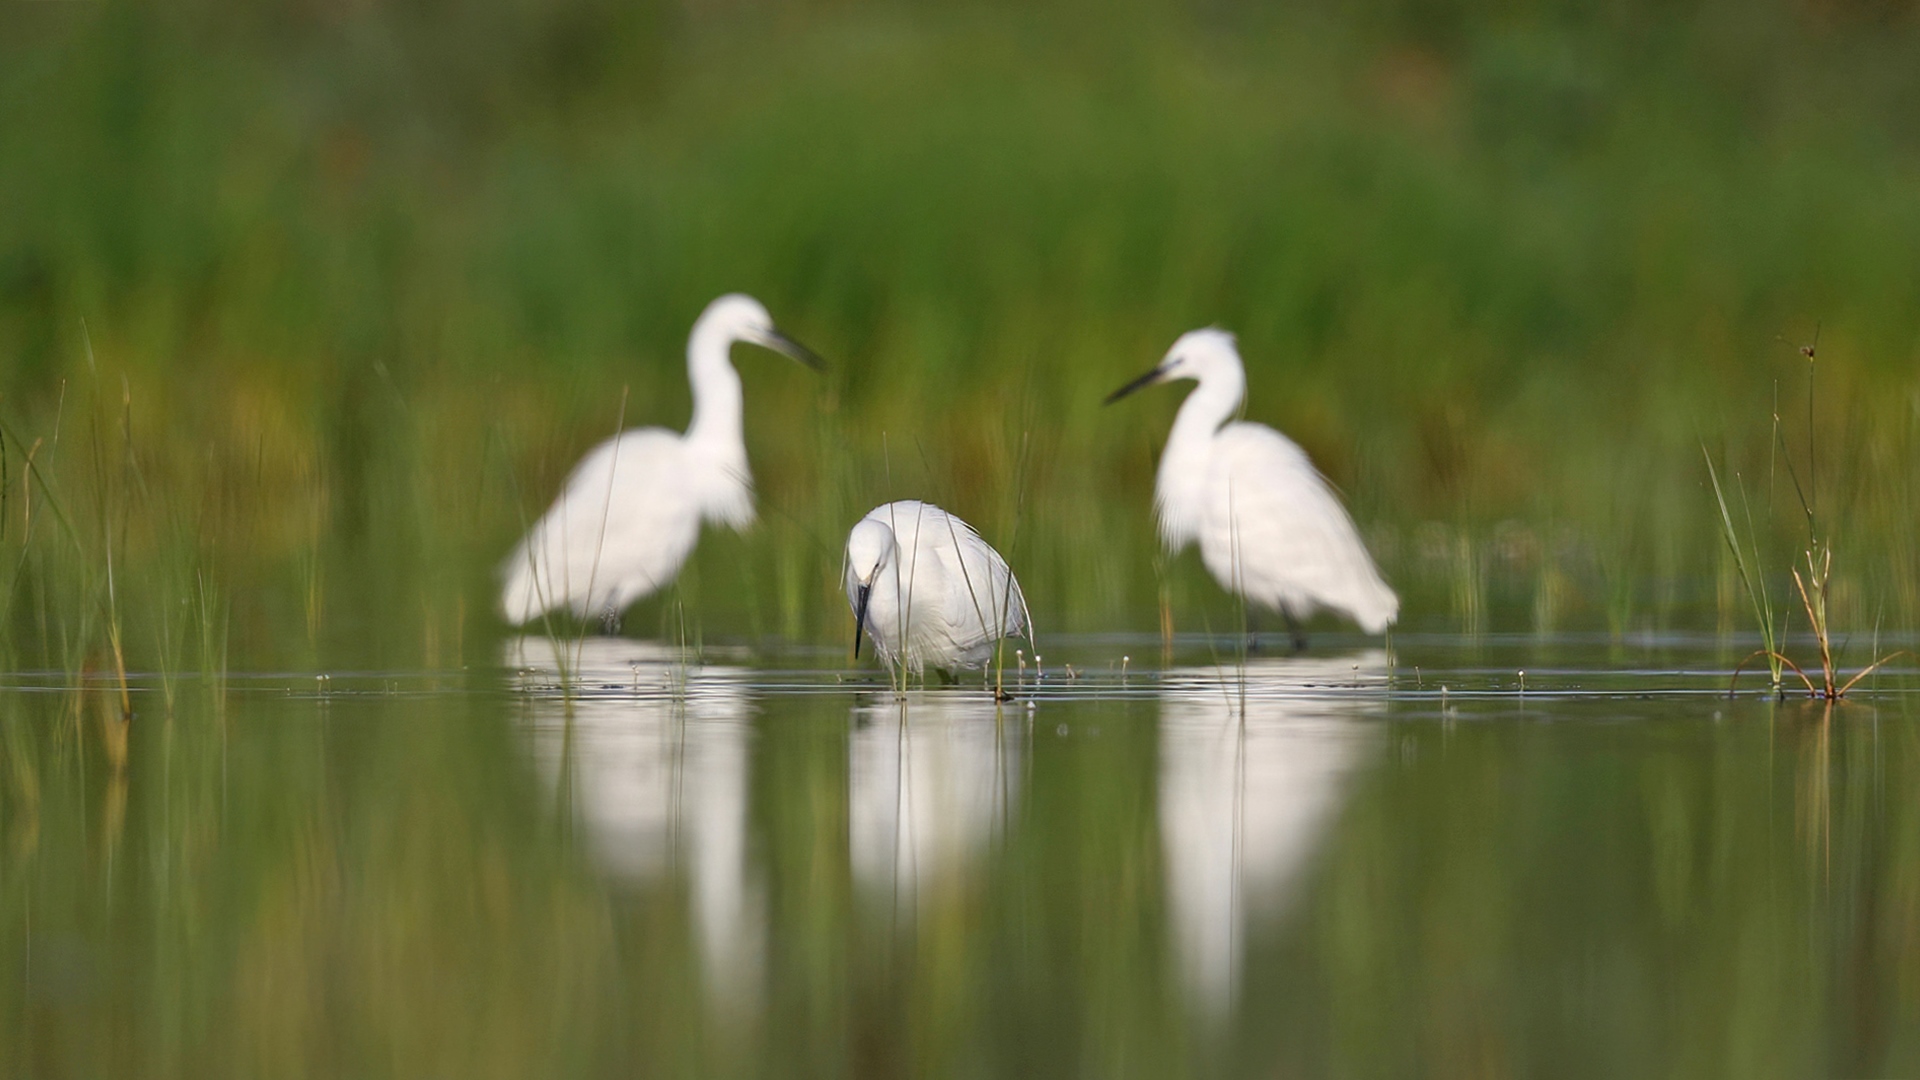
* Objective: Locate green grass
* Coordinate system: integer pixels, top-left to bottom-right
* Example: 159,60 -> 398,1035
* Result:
1704,444 -> 1783,689
3,0 -> 1920,672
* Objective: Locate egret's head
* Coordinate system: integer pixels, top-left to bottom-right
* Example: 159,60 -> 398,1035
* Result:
845,519 -> 896,586
697,293 -> 826,371
845,519 -> 897,659
1104,328 -> 1241,403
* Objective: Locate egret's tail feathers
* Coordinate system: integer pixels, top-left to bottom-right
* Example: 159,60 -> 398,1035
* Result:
1014,581 -> 1036,646
499,541 -> 588,626
498,546 -> 548,626
1351,581 -> 1400,635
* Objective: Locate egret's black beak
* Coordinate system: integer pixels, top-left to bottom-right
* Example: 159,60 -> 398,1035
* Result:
852,583 -> 872,659
764,328 -> 826,372
1105,365 -> 1166,404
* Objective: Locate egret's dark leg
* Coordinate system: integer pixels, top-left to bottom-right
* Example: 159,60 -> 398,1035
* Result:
1283,612 -> 1309,654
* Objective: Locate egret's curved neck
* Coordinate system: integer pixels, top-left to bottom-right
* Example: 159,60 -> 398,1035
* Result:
685,322 -> 745,452
876,552 -> 903,607
1153,361 -> 1245,550
1165,362 -> 1245,457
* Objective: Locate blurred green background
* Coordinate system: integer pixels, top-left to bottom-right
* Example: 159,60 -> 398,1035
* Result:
4,0 -> 1920,670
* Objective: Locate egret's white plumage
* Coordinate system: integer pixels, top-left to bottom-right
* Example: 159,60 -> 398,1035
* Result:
843,501 -> 1033,676
501,294 -> 821,626
1108,329 -> 1398,637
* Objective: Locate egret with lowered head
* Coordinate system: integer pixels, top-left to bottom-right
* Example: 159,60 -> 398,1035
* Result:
1106,329 -> 1397,649
501,294 -> 823,629
844,501 -> 1033,680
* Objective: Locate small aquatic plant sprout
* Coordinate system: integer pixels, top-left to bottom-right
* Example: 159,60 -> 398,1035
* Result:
1105,328 -> 1398,650
500,294 -> 824,629
843,501 -> 1034,681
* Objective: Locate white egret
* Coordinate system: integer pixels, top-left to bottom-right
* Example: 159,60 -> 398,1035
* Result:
1107,329 -> 1398,648
843,500 -> 1033,679
500,294 -> 823,629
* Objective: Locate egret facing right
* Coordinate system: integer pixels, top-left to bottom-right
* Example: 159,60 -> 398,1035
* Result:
1106,329 -> 1397,649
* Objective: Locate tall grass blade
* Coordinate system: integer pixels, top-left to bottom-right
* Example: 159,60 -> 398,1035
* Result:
1703,445 -> 1781,689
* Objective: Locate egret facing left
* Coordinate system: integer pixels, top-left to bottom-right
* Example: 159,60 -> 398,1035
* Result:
844,500 -> 1034,679
500,293 -> 824,630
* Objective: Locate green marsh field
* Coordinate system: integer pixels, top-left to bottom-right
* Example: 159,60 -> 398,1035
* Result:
2,1 -> 1920,1076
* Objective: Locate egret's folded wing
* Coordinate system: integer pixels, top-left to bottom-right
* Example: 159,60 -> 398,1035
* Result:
921,508 -> 1032,645
500,428 -> 691,623
1207,424 -> 1398,632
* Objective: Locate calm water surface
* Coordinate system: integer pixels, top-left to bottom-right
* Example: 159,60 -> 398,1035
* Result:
3,635 -> 1918,1078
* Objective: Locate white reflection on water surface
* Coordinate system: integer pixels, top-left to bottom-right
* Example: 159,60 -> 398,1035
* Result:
502,640 -> 1378,1018
506,637 -> 763,1014
1158,652 -> 1387,1018
849,691 -> 1022,918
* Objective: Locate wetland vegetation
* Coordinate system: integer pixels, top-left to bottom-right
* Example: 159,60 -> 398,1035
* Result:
4,0 -> 1920,670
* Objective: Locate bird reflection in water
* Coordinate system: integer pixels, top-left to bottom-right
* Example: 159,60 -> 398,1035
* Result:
506,636 -> 764,1016
848,692 -> 1023,922
1157,651 -> 1387,1019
